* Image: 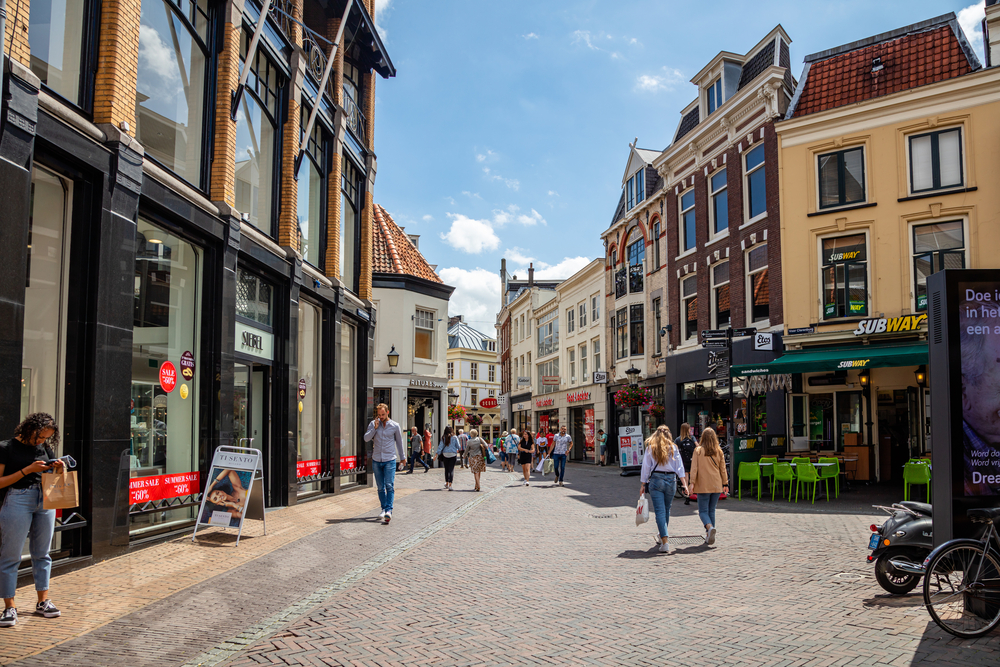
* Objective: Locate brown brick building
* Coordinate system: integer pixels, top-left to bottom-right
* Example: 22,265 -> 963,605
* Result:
0,0 -> 393,565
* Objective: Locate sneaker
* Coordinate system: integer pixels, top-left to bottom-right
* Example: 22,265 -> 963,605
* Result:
379,510 -> 386,519
707,526 -> 717,546
35,600 -> 60,618
0,607 -> 16,627
384,511 -> 391,524
658,541 -> 670,553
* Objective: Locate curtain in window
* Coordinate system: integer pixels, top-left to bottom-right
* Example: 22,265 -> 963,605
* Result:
910,135 -> 934,191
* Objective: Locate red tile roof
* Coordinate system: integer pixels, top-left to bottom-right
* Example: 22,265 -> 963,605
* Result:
791,24 -> 976,118
372,204 -> 443,283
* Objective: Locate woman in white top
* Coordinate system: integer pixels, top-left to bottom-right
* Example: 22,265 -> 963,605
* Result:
639,425 -> 690,553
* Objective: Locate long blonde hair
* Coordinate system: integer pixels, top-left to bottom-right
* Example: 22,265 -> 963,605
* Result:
698,427 -> 722,459
646,425 -> 676,465
679,423 -> 691,440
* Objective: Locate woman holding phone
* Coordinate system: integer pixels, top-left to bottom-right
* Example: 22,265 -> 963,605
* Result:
0,413 -> 65,627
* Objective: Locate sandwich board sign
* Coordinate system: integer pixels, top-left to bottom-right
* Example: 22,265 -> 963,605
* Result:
192,443 -> 266,545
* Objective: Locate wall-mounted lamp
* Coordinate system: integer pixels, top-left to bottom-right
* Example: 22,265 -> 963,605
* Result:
914,365 -> 927,387
387,345 -> 399,372
625,365 -> 641,386
859,369 -> 870,387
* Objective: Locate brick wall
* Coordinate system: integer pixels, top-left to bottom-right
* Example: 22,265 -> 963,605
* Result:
277,80 -> 302,250
4,0 -> 30,68
93,0 -> 141,134
210,18 -> 241,207
359,188 -> 373,299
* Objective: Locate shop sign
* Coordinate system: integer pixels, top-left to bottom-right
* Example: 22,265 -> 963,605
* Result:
541,375 -> 560,384
618,426 -> 643,469
236,321 -> 274,360
592,371 -> 608,384
356,308 -> 371,321
754,333 -> 773,351
479,397 -> 499,409
736,437 -> 758,451
535,398 -> 554,408
566,391 -> 590,403
852,314 -> 927,336
180,351 -> 195,380
159,362 -> 177,393
837,359 -> 870,369
409,379 -> 445,388
513,401 -> 531,412
517,376 -> 531,385
129,471 -> 200,504
298,379 -> 307,399
194,448 -> 265,539
296,459 -> 321,478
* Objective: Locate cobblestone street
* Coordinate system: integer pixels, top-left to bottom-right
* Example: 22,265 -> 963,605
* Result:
6,463 -> 999,666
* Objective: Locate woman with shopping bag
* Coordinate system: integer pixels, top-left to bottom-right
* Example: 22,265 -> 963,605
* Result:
639,425 -> 689,553
517,429 -> 535,486
0,413 -> 65,627
465,430 -> 487,492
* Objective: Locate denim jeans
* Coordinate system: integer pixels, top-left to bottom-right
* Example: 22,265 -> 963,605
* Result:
372,459 -> 397,512
442,456 -> 456,483
697,492 -> 721,528
551,453 -> 567,482
408,451 -> 429,472
0,485 -> 55,598
647,473 -> 676,540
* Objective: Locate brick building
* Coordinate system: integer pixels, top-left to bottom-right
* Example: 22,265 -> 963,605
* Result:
0,0 -> 393,565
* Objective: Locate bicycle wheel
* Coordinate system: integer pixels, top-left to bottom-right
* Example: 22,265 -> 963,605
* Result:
923,542 -> 1000,638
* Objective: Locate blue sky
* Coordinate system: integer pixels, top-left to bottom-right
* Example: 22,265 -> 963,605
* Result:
371,0 -> 987,332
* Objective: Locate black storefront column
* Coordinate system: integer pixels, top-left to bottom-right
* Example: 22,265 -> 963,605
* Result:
362,307 -> 376,488
283,256 -> 303,506
329,289 -> 344,494
210,209 -> 241,468
0,60 -> 39,436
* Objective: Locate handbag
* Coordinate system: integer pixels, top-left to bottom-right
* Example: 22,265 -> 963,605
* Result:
42,467 -> 80,510
534,457 -> 546,473
635,496 -> 650,526
485,447 -> 496,464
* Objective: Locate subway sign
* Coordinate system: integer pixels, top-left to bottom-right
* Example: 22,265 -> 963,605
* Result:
837,359 -> 870,369
852,314 -> 927,337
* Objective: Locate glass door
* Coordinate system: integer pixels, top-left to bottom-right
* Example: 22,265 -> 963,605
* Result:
789,394 -> 809,451
836,391 -> 862,451
234,363 -> 250,444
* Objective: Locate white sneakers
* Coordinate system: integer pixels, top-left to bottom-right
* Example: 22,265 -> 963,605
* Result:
384,511 -> 392,524
379,510 -> 386,519
706,526 -> 717,545
658,541 -> 670,553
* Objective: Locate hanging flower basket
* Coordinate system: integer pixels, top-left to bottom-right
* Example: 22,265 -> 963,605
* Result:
466,413 -> 484,427
649,404 -> 665,422
614,385 -> 652,409
448,405 -> 466,421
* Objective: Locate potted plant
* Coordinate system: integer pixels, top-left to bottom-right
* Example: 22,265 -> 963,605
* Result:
448,405 -> 466,421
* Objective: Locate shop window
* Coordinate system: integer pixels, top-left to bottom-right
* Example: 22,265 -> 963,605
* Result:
745,144 -> 766,220
136,0 -> 212,187
580,343 -> 588,381
653,298 -> 662,355
131,218 -> 202,531
538,359 -> 560,394
681,275 -> 698,342
236,267 -> 274,327
746,244 -> 769,324
680,189 -> 696,252
567,307 -> 575,333
818,147 -> 865,209
537,309 -> 558,357
592,295 -> 600,322
822,234 -> 868,319
913,220 -> 965,311
340,155 -> 363,291
471,362 -> 479,381
340,322 -> 358,473
29,0 -> 89,105
652,221 -> 661,269
236,28 -> 284,234
615,307 -> 628,359
710,169 -> 728,236
712,261 -> 730,329
569,348 -> 576,384
447,362 -> 454,380
626,227 -> 644,293
297,300 -> 322,493
909,128 -> 963,194
592,338 -> 600,373
629,304 -> 644,356
579,302 -> 587,327
414,308 -> 434,359
297,104 -> 328,268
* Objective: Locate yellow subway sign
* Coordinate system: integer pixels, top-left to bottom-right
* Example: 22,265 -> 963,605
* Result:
852,314 -> 927,336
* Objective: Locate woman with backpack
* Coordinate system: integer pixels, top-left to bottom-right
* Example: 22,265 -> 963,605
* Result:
675,423 -> 698,505
639,425 -> 689,553
436,426 -> 460,490
688,427 -> 729,546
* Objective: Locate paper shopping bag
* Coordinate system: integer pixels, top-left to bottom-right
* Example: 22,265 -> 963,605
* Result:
42,469 -> 80,510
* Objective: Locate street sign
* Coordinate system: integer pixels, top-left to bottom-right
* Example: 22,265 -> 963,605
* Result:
702,329 -> 729,339
592,371 -> 608,384
703,339 -> 729,349
754,332 -> 773,351
733,327 -> 757,338
787,327 -> 814,335
716,378 -> 730,388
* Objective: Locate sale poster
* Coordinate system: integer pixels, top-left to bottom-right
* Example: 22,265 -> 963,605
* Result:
618,425 -> 643,469
129,471 -> 199,504
296,459 -> 321,478
584,409 -> 595,452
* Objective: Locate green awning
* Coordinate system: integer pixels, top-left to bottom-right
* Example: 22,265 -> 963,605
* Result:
730,343 -> 928,377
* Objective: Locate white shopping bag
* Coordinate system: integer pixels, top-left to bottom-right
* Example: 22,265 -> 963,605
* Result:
535,457 -> 547,474
635,496 -> 650,526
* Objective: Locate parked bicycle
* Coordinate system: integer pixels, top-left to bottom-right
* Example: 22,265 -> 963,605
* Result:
922,507 -> 1000,638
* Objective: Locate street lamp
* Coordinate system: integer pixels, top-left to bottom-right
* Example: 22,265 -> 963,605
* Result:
625,365 -> 641,386
387,345 -> 399,372
914,365 -> 927,387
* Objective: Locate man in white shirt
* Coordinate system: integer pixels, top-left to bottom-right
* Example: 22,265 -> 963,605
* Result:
551,425 -> 573,486
363,403 -> 405,524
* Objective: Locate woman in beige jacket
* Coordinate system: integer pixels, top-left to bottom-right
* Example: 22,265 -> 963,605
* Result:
688,427 -> 729,546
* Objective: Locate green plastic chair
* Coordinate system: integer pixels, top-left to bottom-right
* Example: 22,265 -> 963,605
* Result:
903,462 -> 931,502
818,457 -> 840,498
759,456 -> 777,488
772,462 -> 794,501
738,462 -> 761,500
795,462 -> 821,504
790,457 -> 811,482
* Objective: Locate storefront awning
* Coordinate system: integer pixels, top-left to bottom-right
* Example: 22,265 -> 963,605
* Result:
730,343 -> 927,377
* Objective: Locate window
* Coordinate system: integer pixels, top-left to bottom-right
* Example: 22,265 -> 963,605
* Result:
487,340 -> 496,352
539,359 -> 559,394
297,300 -> 322,492
567,307 -> 575,333
415,308 -> 434,359
447,362 -> 454,380
746,244 -> 769,323
627,175 -> 634,211
712,261 -> 730,328
913,221 -> 965,311
342,56 -> 367,142
681,275 -> 698,342
470,362 -> 479,381
680,189 -> 696,252
579,303 -> 587,327
745,144 -> 767,220
710,169 -> 728,236
629,304 -> 644,356
236,267 -> 274,326
513,319 -> 518,341
136,0 -> 212,186
652,221 -> 661,268
489,364 -> 496,382
489,389 -> 496,397
707,77 -> 723,114
616,308 -> 628,359
653,298 -> 662,355
297,104 -> 328,267
30,0 -> 89,105
626,171 -> 645,211
569,349 -> 576,384
818,147 -> 865,209
580,343 -> 588,381
626,227 -> 645,293
537,310 -> 559,356
909,128 -> 963,193
471,388 -> 478,406
593,338 -> 601,373
520,315 -> 525,340
340,155 -> 363,291
822,234 -> 868,319
592,295 -> 600,322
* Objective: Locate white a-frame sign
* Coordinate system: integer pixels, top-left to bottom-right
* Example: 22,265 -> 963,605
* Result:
192,443 -> 266,545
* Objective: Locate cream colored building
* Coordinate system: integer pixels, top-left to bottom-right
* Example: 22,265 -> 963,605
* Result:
447,317 -> 501,441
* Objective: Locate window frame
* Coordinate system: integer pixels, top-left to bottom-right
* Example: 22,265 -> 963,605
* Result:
709,168 -> 728,238
615,307 -> 628,360
745,243 -> 769,325
911,219 -> 967,312
817,146 -> 866,210
707,77 -> 723,114
569,348 -> 576,384
537,309 -> 559,357
488,364 -> 496,382
652,221 -> 661,269
653,297 -> 662,355
470,362 -> 479,381
567,307 -> 575,333
592,337 -> 601,374
580,343 -> 588,382
744,144 -> 767,222
579,303 -> 587,328
29,0 -> 103,114
711,260 -> 730,330
447,361 -> 454,380
820,232 -> 870,320
679,188 -> 696,254
908,127 -> 964,195
414,307 -> 435,360
681,274 -> 698,343
592,295 -> 600,322
629,304 -> 644,357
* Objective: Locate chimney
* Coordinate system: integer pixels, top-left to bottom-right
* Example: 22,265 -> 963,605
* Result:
528,262 -> 534,288
986,1 -> 1000,68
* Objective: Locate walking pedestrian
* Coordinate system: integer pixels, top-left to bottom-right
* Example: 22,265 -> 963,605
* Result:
534,431 -> 547,467
436,426 -> 460,490
597,429 -> 608,466
466,429 -> 487,492
675,423 -> 698,505
0,413 -> 65,627
423,425 -> 433,469
639,425 -> 689,553
503,430 -> 520,472
689,427 -> 728,546
518,429 -> 535,486
363,403 -> 406,525
550,425 -> 572,487
458,429 -> 468,469
407,426 -> 429,473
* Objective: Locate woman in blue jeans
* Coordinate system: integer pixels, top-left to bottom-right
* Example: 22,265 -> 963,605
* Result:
688,427 -> 728,546
639,426 -> 689,553
0,413 -> 65,627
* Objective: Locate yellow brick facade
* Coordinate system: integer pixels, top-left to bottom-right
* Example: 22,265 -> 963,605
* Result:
4,0 -> 30,68
93,0 -> 140,134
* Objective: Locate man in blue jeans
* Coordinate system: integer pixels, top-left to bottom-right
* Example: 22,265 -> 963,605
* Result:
551,425 -> 573,487
363,403 -> 405,524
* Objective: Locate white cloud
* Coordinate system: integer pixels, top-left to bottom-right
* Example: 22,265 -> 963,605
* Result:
476,149 -> 496,163
535,256 -> 591,280
440,214 -> 501,254
504,247 -> 535,266
489,205 -> 545,227
373,0 -> 393,39
139,24 -> 180,87
483,167 -> 520,191
445,196 -> 457,206
635,67 -> 686,93
422,214 -> 433,221
438,267 -> 501,323
547,190 -> 559,197
958,2 -> 986,62
461,190 -> 483,200
523,32 -> 540,40
516,208 -> 546,226
572,30 -> 601,51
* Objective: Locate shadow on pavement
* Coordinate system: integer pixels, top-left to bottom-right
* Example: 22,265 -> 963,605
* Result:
862,593 -> 924,609
616,548 -> 661,559
325,516 -> 381,524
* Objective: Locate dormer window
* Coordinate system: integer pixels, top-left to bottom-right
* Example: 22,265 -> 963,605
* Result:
626,171 -> 645,211
707,77 -> 723,114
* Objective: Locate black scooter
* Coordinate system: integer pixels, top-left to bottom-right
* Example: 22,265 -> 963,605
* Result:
867,501 -> 933,594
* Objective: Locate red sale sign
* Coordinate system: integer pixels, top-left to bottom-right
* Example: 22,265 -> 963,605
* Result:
585,409 -> 595,451
296,459 -> 321,478
341,455 -> 357,471
129,475 -> 162,504
162,472 -> 199,498
129,471 -> 200,504
159,361 -> 177,393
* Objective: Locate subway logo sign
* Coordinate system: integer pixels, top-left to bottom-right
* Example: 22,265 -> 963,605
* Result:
852,314 -> 927,336
837,359 -> 870,369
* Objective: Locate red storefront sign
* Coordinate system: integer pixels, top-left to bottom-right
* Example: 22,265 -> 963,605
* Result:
539,415 -> 549,432
296,459 -> 321,478
129,471 -> 200,504
159,361 -> 177,393
479,397 -> 498,409
535,398 -> 554,408
584,409 -> 595,451
567,391 -> 591,403
341,455 -> 358,471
